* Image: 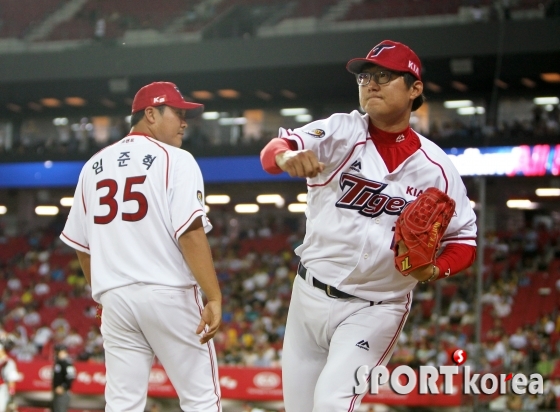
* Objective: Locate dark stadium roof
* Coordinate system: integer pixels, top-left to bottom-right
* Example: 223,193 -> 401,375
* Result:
0,19 -> 558,117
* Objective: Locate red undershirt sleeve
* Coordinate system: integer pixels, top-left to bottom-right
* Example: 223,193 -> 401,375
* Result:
260,138 -> 298,174
435,243 -> 477,279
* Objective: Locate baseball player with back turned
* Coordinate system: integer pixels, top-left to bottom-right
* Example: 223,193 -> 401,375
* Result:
260,40 -> 477,411
60,82 -> 222,412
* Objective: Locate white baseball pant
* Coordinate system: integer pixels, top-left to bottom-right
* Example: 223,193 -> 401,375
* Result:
0,384 -> 10,412
282,274 -> 411,412
100,283 -> 221,412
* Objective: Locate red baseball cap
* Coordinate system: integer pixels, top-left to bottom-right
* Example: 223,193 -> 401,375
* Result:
131,81 -> 204,118
346,40 -> 422,80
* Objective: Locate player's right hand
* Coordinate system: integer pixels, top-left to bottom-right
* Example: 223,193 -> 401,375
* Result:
276,150 -> 325,178
196,299 -> 222,344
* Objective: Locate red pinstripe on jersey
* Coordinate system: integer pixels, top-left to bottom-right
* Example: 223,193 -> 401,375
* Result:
419,148 -> 449,193
174,209 -> 203,239
60,232 -> 89,250
81,187 -> 87,214
135,134 -> 170,190
193,287 -> 221,411
285,132 -> 305,149
347,292 -> 412,412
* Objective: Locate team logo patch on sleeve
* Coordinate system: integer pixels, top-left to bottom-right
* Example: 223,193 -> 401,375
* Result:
197,190 -> 204,206
304,129 -> 325,139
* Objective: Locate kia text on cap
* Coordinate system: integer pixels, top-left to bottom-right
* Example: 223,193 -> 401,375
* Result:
346,40 -> 422,81
131,81 -> 204,118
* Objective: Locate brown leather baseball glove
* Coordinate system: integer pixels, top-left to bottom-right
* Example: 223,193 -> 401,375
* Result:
393,187 -> 456,276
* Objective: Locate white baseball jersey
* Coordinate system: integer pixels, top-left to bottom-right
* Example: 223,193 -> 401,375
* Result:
60,133 -> 212,302
0,358 -> 18,412
0,358 -> 17,384
279,110 -> 477,302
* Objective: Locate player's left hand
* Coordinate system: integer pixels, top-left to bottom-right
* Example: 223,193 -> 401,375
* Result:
196,299 -> 221,344
395,241 -> 438,282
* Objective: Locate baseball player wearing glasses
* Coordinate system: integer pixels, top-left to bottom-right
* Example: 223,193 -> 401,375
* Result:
60,82 -> 222,412
261,40 -> 477,411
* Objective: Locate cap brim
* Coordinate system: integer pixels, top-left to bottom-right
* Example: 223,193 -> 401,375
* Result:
346,58 -> 372,74
185,104 -> 204,119
173,102 -> 205,119
346,58 -> 405,75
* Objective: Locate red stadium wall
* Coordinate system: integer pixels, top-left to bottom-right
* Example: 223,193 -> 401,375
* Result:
15,360 -> 464,406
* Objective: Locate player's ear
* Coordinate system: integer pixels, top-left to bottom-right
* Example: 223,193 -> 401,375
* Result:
410,80 -> 423,100
144,107 -> 158,124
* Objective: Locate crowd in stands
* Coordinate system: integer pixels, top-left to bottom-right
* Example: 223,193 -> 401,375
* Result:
429,103 -> 560,148
2,211 -> 560,409
0,102 -> 558,161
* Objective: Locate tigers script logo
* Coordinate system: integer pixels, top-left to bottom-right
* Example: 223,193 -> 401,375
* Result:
335,173 -> 408,218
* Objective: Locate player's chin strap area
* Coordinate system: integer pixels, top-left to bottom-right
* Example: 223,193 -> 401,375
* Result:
297,262 -> 382,306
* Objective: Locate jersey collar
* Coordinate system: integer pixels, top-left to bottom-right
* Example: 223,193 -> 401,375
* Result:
368,121 -> 414,147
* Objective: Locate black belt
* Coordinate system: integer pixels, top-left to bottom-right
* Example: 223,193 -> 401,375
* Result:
297,262 -> 381,304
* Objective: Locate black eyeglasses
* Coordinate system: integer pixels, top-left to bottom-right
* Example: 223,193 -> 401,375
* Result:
356,71 -> 402,86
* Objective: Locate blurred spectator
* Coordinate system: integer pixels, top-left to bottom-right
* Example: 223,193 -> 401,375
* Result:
83,326 -> 103,357
83,305 -> 97,318
522,393 -> 541,410
32,325 -> 53,352
484,340 -> 506,365
539,389 -> 557,409
264,292 -> 282,315
415,340 -> 436,365
20,286 -> 34,306
447,296 -> 469,325
52,292 -> 70,309
251,344 -> 274,367
493,292 -> 512,318
509,327 -> 528,350
11,334 -> 37,362
481,285 -> 500,305
6,276 -> 21,292
34,280 -> 51,296
51,314 -> 71,341
507,393 -> 523,410
537,315 -> 555,337
67,271 -> 87,297
460,310 -> 476,326
222,345 -> 243,365
62,328 -> 84,350
5,305 -> 25,323
51,266 -> 65,282
536,353 -> 555,379
22,305 -> 41,327
38,260 -> 50,277
546,378 -> 560,397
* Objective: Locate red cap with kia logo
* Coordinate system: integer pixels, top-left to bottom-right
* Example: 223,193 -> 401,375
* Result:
346,40 -> 422,80
131,81 -> 204,118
